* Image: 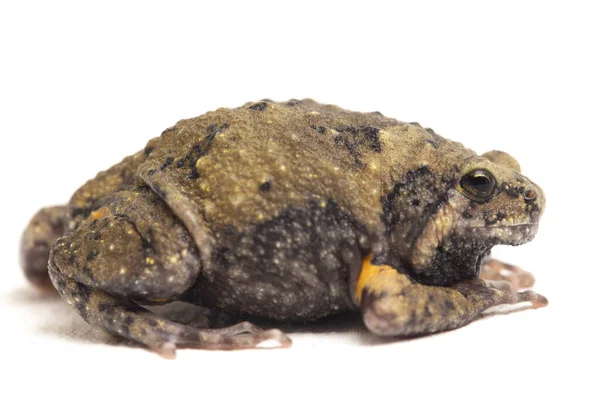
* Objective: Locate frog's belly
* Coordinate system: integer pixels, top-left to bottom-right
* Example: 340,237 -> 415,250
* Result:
184,201 -> 371,320
190,261 -> 355,320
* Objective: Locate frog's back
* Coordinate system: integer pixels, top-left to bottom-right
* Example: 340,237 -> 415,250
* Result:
140,99 -> 447,234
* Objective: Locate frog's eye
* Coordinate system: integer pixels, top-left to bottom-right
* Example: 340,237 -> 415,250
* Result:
459,170 -> 496,201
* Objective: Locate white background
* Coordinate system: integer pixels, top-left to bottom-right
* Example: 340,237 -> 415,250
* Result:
1,1 -> 597,399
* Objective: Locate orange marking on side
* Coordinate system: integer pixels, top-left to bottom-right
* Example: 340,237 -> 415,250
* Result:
89,207 -> 111,221
355,255 -> 396,303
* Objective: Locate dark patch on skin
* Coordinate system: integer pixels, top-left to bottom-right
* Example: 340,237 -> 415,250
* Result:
181,143 -> 206,180
410,122 -> 422,127
82,265 -> 95,281
88,230 -> 101,241
146,227 -> 157,250
248,102 -> 268,111
87,249 -> 99,261
417,244 -> 490,286
331,125 -> 384,167
147,168 -> 158,178
144,146 -> 154,157
310,125 -> 327,134
500,183 -> 525,198
259,180 -> 271,192
380,166 -> 451,252
187,200 -> 371,320
206,123 -> 229,142
444,300 -> 456,311
160,157 -> 174,171
287,99 -> 302,106
483,211 -> 494,225
462,210 -> 473,219
336,135 -> 362,168
363,126 -> 382,153
484,211 -> 506,226
187,169 -> 200,180
182,123 -> 228,180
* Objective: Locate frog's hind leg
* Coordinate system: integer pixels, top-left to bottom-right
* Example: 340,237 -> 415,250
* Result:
480,258 -> 536,290
20,205 -> 68,289
48,263 -> 291,358
47,191 -> 290,356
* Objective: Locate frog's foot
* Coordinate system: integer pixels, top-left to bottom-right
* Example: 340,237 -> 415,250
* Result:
48,263 -> 291,358
480,258 -> 536,290
356,256 -> 548,336
20,205 -> 68,290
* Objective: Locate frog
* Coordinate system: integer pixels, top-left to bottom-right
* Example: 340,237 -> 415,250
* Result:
20,99 -> 547,356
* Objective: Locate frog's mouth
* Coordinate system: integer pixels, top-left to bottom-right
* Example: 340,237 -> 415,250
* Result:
460,223 -> 539,247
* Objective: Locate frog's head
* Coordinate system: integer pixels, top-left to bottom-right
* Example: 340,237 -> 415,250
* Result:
408,150 -> 545,286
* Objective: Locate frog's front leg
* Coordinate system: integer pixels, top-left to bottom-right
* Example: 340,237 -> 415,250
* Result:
356,256 -> 548,336
48,191 -> 290,356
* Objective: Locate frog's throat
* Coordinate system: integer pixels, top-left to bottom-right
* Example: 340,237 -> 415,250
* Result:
410,198 -> 456,273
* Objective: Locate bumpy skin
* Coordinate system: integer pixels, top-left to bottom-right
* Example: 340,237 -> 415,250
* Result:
21,99 -> 547,354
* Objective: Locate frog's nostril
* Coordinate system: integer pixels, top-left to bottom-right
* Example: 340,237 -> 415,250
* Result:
523,189 -> 536,201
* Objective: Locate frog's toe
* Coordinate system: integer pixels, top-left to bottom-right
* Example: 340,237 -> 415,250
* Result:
173,326 -> 292,351
480,259 -> 536,290
517,290 -> 549,309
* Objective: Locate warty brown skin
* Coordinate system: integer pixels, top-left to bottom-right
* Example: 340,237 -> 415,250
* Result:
21,99 -> 547,356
